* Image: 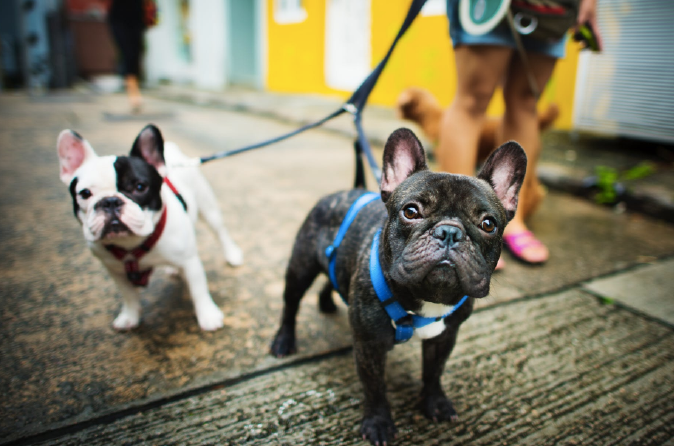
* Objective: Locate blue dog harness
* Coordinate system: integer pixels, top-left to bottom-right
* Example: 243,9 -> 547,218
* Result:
325,192 -> 381,295
326,192 -> 469,344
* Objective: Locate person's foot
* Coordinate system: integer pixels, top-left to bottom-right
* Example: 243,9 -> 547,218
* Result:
502,223 -> 549,264
129,95 -> 143,114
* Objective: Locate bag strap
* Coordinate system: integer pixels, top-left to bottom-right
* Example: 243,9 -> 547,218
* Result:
506,9 -> 541,100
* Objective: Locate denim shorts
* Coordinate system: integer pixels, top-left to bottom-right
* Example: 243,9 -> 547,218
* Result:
446,0 -> 567,59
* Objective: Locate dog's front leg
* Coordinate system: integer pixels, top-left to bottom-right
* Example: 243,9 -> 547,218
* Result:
354,340 -> 397,445
419,321 -> 462,422
181,255 -> 224,331
108,271 -> 142,330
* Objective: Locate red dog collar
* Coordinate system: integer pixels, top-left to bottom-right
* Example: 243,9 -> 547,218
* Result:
104,177 -> 182,287
105,206 -> 167,287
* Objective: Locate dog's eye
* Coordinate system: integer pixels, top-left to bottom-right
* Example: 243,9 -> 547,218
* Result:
135,182 -> 148,193
479,218 -> 496,233
79,189 -> 92,199
402,205 -> 421,220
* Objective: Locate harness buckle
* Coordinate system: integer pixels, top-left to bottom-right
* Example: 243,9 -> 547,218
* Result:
127,271 -> 143,283
394,315 -> 414,344
396,314 -> 414,328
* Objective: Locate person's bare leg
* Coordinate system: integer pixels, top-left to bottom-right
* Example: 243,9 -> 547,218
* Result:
125,75 -> 142,112
436,45 -> 513,176
501,52 -> 558,263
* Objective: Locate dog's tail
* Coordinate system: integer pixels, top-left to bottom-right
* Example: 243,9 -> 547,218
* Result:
396,86 -> 561,144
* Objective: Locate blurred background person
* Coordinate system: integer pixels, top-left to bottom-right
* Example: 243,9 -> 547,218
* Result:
107,0 -> 149,113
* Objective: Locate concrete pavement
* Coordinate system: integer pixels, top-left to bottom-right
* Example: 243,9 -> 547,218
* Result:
1,89 -> 673,445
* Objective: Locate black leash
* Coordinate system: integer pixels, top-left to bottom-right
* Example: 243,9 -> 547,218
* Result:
199,0 -> 429,187
199,107 -> 346,164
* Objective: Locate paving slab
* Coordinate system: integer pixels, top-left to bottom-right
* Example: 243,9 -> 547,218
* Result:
583,258 -> 674,326
25,290 -> 674,446
2,91 -> 674,444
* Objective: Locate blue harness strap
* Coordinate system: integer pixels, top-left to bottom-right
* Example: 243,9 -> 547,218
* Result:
326,192 -> 381,297
369,229 -> 469,344
324,193 -> 469,344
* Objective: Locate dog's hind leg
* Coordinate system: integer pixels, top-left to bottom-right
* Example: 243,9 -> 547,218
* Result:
192,173 -> 243,266
318,281 -> 338,313
270,233 -> 322,357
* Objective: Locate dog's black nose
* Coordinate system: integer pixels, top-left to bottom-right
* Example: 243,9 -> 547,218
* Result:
432,225 -> 464,247
96,196 -> 124,212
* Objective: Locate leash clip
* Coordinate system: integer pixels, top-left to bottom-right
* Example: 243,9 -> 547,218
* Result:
513,12 -> 538,35
342,103 -> 358,115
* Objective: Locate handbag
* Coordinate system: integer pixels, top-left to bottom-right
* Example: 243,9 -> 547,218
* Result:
459,0 -> 580,42
509,0 -> 580,41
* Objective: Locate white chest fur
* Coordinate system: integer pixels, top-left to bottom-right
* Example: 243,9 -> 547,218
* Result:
413,301 -> 455,340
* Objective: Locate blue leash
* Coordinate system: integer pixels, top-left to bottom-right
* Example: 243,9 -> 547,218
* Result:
325,192 -> 469,344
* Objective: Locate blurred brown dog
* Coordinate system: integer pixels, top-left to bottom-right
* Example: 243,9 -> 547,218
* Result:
396,86 -> 559,219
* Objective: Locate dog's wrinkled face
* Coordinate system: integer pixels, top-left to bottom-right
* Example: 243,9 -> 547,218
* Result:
69,156 -> 163,241
58,125 -> 167,243
383,172 -> 507,301
379,129 -> 527,305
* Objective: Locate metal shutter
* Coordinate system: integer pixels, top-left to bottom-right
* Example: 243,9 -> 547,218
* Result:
573,0 -> 674,143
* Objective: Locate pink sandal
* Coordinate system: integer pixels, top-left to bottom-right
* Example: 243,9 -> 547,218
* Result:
503,231 -> 548,264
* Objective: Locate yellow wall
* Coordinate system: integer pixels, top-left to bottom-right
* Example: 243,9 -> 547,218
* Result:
266,0 -> 341,97
266,0 -> 581,129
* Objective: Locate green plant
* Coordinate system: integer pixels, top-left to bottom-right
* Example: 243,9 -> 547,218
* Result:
594,166 -> 619,204
623,161 -> 656,180
593,161 -> 656,204
598,295 -> 615,305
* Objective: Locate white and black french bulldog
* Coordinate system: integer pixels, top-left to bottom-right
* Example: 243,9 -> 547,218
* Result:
57,124 -> 243,331
271,128 -> 526,444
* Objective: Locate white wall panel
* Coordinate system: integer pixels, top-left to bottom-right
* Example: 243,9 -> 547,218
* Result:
573,0 -> 674,143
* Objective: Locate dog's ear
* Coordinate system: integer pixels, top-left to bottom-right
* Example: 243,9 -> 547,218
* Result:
380,128 -> 428,202
477,141 -> 527,222
130,124 -> 166,175
57,130 -> 97,184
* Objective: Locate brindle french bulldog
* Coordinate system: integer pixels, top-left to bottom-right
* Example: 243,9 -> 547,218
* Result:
271,128 -> 527,444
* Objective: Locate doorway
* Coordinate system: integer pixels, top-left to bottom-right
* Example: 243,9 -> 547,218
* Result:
228,0 -> 261,88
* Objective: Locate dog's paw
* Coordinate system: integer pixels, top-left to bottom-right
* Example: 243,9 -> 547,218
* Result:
195,302 -> 225,331
270,326 -> 296,357
420,392 -> 459,422
113,309 -> 140,331
360,415 -> 397,446
225,244 -> 244,267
